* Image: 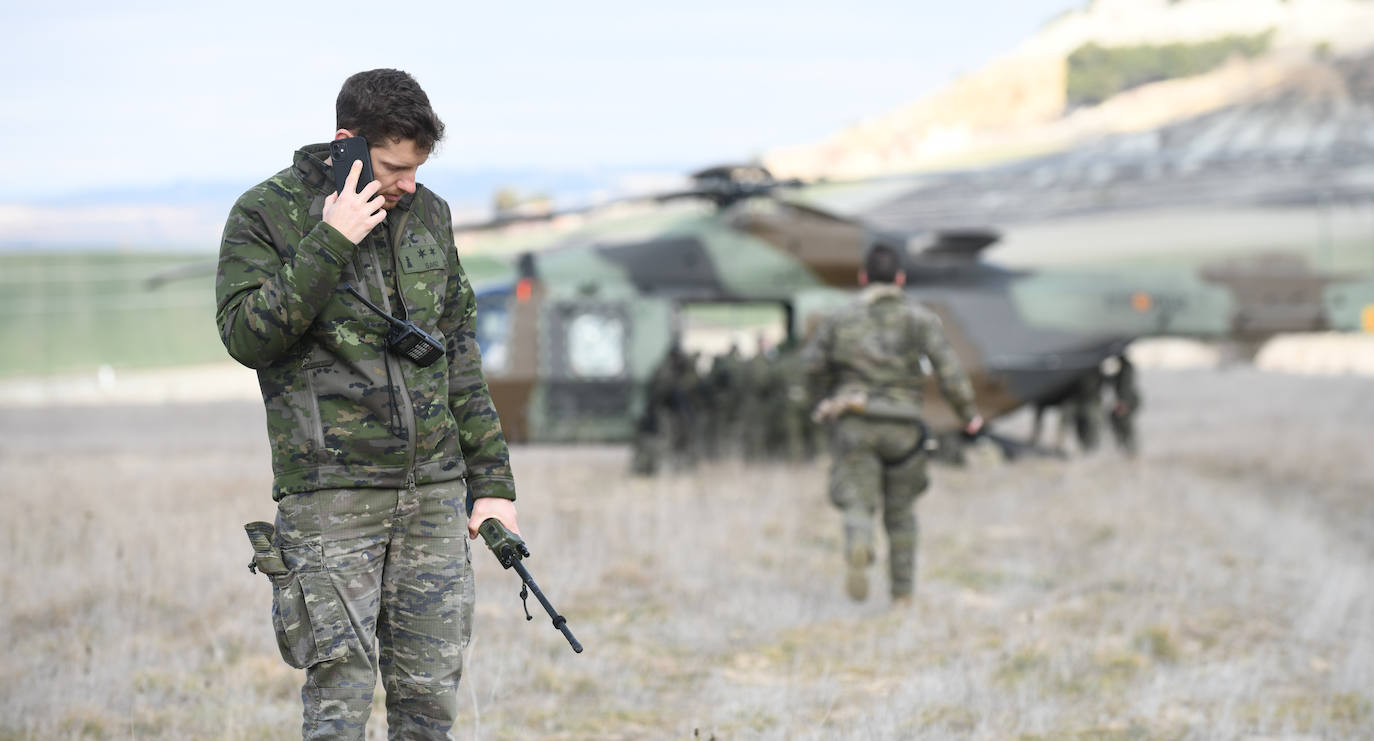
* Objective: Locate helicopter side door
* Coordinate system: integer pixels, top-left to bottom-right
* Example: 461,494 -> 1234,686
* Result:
474,281 -> 542,443
526,296 -> 674,442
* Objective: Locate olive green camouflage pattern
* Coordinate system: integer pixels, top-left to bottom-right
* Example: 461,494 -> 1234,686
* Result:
264,479 -> 475,740
216,143 -> 514,502
633,347 -> 700,473
827,416 -> 928,598
707,347 -> 745,452
803,283 -> 978,600
629,340 -> 821,468
737,350 -> 774,459
802,284 -> 977,425
771,341 -> 817,461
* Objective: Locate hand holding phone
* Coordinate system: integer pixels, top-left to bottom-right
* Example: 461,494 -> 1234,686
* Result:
330,136 -> 376,196
322,137 -> 385,244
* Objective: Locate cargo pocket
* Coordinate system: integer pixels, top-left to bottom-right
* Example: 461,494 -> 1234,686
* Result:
270,543 -> 351,669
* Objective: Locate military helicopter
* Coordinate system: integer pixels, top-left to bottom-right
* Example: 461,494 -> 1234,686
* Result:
145,50 -> 1374,451
458,162 -> 1374,445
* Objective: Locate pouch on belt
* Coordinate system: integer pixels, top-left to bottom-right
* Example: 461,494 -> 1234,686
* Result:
243,521 -> 287,576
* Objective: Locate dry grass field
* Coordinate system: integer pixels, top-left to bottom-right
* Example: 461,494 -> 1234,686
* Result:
1,367 -> 1372,740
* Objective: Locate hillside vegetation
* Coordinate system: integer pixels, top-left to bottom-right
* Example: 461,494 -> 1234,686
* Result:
765,0 -> 1374,179
1066,29 -> 1276,106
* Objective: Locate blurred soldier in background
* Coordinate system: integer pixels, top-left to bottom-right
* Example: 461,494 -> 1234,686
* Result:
772,337 -> 815,462
1028,398 -> 1061,452
632,343 -> 699,473
629,402 -> 660,475
708,343 -> 745,455
1104,353 -> 1141,456
695,351 -> 724,460
738,333 -> 774,460
1029,368 -> 1103,455
1066,369 -> 1103,453
1033,401 -> 1060,453
686,350 -> 714,459
803,243 -> 982,605
676,350 -> 704,466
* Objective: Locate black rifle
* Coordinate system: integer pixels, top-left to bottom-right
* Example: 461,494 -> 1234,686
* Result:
477,518 -> 583,654
962,427 -> 1068,461
844,396 -> 1065,463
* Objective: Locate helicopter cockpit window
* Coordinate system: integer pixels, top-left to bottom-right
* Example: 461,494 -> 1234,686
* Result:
566,312 -> 626,378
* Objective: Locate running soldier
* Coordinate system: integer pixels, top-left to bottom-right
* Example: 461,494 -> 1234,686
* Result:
803,243 -> 982,605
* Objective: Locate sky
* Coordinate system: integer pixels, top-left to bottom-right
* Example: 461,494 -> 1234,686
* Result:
0,0 -> 1078,203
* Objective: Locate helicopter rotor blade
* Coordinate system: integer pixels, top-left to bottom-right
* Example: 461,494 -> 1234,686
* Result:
144,260 -> 217,290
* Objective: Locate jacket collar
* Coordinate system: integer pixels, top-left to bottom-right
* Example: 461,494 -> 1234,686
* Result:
293,143 -> 333,192
860,283 -> 904,304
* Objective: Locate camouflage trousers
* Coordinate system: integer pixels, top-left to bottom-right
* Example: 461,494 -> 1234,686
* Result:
267,479 -> 475,740
780,400 -> 816,462
827,416 -> 930,598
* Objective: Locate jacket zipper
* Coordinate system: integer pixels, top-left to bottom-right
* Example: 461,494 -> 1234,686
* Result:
385,210 -> 419,475
303,360 -> 326,459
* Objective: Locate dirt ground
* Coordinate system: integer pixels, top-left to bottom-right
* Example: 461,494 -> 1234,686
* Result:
1,367 -> 1371,740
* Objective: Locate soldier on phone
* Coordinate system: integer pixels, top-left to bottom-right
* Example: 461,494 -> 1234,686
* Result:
218,69 -> 518,740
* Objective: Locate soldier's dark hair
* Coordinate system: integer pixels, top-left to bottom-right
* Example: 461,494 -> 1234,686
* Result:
864,243 -> 903,284
336,69 -> 445,153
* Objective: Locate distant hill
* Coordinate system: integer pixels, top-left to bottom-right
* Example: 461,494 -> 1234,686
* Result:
0,164 -> 690,251
764,0 -> 1374,180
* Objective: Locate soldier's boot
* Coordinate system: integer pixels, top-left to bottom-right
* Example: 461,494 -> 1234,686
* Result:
844,541 -> 874,602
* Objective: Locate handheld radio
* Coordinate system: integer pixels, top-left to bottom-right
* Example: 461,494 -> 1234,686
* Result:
343,283 -> 444,366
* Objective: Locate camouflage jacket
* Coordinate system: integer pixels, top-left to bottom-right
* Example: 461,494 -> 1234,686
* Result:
802,284 -> 978,424
216,143 -> 515,502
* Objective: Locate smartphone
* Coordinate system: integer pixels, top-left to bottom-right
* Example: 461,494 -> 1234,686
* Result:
330,136 -> 376,196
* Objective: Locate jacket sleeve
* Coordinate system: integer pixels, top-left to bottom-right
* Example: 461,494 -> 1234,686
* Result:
436,206 -> 516,502
215,192 -> 357,369
911,310 -> 979,424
